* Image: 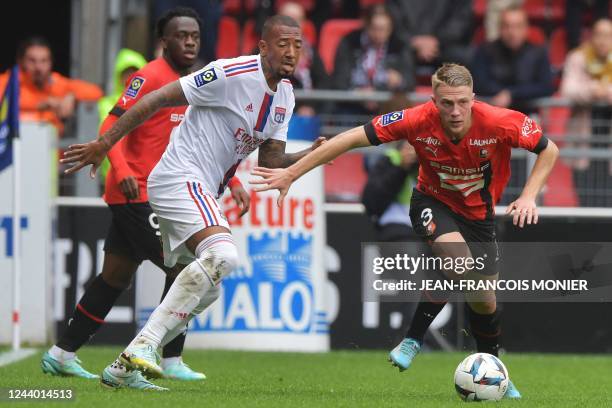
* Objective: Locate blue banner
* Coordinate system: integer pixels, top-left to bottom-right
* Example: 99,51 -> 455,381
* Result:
0,65 -> 20,172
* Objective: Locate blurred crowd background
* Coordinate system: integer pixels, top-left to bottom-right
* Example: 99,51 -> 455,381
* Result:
1,0 -> 611,207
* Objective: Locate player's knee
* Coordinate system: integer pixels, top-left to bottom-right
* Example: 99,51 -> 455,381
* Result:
468,299 -> 497,315
195,233 -> 238,284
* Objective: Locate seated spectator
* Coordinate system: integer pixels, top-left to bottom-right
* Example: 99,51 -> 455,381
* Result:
332,4 -> 415,114
561,18 -> 612,207
0,36 -> 103,135
471,6 -> 554,114
388,0 -> 474,67
278,1 -> 329,116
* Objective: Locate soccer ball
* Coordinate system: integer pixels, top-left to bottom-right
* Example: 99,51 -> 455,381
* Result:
454,353 -> 509,401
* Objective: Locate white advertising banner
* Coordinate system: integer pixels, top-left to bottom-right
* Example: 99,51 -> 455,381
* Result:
0,123 -> 55,344
136,140 -> 329,351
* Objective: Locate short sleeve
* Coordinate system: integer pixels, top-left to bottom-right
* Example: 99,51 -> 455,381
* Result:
500,111 -> 548,153
269,96 -> 295,142
363,110 -> 410,146
110,69 -> 159,116
179,64 -> 227,107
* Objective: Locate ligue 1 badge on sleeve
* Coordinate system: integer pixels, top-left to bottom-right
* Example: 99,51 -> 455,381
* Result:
126,76 -> 146,98
274,107 -> 286,124
194,68 -> 218,87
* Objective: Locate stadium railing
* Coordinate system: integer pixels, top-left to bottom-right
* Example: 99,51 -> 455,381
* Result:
60,92 -> 611,208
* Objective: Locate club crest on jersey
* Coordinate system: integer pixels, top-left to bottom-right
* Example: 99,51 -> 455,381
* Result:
274,107 -> 286,123
125,76 -> 145,98
521,116 -> 541,138
194,68 -> 218,87
479,148 -> 489,158
379,111 -> 404,126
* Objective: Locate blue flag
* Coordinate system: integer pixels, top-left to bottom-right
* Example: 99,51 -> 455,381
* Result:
0,65 -> 20,172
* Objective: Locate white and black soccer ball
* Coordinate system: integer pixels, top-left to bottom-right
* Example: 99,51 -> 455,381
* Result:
454,353 -> 509,401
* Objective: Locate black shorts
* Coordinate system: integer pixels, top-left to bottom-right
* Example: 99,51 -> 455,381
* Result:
104,203 -> 164,266
409,189 -> 499,275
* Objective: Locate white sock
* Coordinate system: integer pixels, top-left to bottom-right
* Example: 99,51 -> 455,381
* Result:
161,356 -> 181,369
158,286 -> 220,348
130,259 -> 214,349
107,359 -> 129,377
49,345 -> 75,362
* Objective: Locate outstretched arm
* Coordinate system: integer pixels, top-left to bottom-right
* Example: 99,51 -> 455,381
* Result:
251,126 -> 371,205
257,137 -> 328,168
505,140 -> 559,227
61,81 -> 187,176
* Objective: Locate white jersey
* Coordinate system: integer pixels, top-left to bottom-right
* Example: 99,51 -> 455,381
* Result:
149,54 -> 295,197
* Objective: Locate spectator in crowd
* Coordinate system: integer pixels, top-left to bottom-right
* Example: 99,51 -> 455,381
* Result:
471,6 -> 554,114
278,1 -> 329,116
97,48 -> 147,188
484,0 -> 523,41
561,18 -> 612,207
387,0 -> 474,67
566,0 -> 610,51
332,4 -> 415,114
0,36 -> 103,135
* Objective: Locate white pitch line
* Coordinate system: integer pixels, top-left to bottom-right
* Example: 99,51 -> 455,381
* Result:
0,348 -> 38,367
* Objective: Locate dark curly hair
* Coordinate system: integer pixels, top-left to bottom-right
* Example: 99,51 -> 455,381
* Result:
155,6 -> 202,39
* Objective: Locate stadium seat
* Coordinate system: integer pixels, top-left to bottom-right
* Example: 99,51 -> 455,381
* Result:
217,16 -> 241,59
473,0 -> 486,21
359,0 -> 385,9
540,103 -> 579,206
301,19 -> 318,46
241,19 -> 258,55
223,0 -> 257,15
318,19 -> 363,74
324,152 -> 368,202
549,27 -> 567,71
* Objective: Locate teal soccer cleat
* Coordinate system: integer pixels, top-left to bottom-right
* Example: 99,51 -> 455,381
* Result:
100,365 -> 168,391
504,379 -> 522,399
162,360 -> 206,381
41,352 -> 99,379
388,338 -> 421,372
119,342 -> 163,379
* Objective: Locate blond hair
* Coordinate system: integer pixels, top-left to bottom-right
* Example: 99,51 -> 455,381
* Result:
431,63 -> 473,91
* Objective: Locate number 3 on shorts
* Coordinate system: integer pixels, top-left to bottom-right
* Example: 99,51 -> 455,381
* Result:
421,208 -> 433,227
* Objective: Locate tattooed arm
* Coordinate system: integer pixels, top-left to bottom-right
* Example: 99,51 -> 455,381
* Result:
258,137 -> 327,168
61,81 -> 187,176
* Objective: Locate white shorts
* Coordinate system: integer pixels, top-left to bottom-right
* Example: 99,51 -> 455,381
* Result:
148,179 -> 230,267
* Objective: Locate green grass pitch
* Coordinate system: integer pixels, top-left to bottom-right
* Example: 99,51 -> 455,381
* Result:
1,347 -> 611,407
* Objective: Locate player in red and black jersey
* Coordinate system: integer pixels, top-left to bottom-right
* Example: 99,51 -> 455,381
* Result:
43,7 -> 249,388
252,64 -> 559,399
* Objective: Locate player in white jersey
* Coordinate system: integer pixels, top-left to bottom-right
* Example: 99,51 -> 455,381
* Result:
62,15 -> 323,390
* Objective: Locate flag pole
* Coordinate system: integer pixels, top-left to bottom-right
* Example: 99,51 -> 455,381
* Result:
11,65 -> 21,351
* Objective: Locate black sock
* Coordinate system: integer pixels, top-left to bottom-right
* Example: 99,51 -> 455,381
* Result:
468,306 -> 502,357
161,275 -> 186,358
405,291 -> 448,343
56,274 -> 123,352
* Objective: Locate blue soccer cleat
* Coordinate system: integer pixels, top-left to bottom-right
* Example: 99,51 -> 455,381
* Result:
388,338 -> 421,371
162,360 -> 206,381
100,364 -> 168,391
41,352 -> 99,379
504,379 -> 522,399
119,342 -> 163,379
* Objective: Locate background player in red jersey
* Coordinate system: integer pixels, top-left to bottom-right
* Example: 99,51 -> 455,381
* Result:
42,7 -> 249,385
252,63 -> 559,400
